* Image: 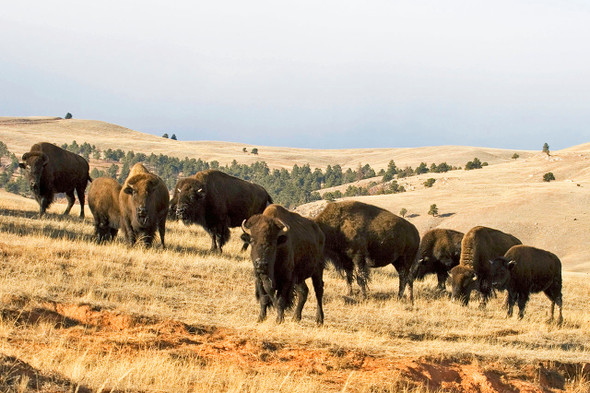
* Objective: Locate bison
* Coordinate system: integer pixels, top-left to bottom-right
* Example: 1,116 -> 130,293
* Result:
241,204 -> 325,325
489,245 -> 563,324
449,226 -> 521,307
119,164 -> 169,247
411,228 -> 464,291
314,201 -> 420,303
172,170 -> 272,253
87,177 -> 122,243
18,142 -> 91,218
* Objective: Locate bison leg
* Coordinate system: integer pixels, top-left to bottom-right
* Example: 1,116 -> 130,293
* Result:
63,190 -> 75,216
217,225 -> 230,253
275,286 -> 290,324
109,228 -> 118,241
209,233 -> 218,252
506,291 -> 517,318
158,217 -> 166,248
312,273 -> 325,325
353,254 -> 369,298
255,279 -> 271,322
76,185 -> 86,218
517,292 -> 529,320
38,195 -> 51,218
293,282 -> 309,322
436,271 -> 448,291
544,283 -> 563,325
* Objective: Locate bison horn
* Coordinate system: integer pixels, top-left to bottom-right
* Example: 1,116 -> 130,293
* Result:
276,219 -> 289,233
241,219 -> 251,235
21,152 -> 31,161
40,153 -> 49,166
472,275 -> 478,282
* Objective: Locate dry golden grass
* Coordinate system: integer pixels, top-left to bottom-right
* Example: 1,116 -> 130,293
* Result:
0,191 -> 588,392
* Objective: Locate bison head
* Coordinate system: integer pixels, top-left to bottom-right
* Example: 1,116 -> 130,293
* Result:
241,214 -> 290,302
411,256 -> 434,281
123,175 -> 162,228
19,152 -> 49,194
488,257 -> 514,290
173,178 -> 206,225
449,265 -> 479,306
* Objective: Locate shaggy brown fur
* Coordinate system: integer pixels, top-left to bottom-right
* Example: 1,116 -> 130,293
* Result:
88,177 -> 122,243
242,204 -> 325,325
172,170 -> 272,252
19,142 -> 91,218
450,226 -> 521,306
411,228 -> 464,290
119,168 -> 169,247
489,245 -> 563,324
314,201 -> 420,303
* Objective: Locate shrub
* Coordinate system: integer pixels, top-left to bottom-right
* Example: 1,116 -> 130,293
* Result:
424,178 -> 436,188
399,208 -> 407,218
543,143 -> 550,156
512,153 -> 519,159
64,112 -> 72,119
543,172 -> 555,182
428,204 -> 438,216
251,148 -> 258,155
465,158 -> 483,170
162,133 -> 169,138
171,134 -> 177,140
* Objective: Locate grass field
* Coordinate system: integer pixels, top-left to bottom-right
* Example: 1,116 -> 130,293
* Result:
0,191 -> 588,392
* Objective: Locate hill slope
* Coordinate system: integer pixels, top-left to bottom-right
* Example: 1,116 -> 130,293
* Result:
2,116 -> 590,271
0,116 -> 533,170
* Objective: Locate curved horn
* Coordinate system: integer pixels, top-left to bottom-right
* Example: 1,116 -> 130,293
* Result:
241,219 -> 251,235
40,153 -> 49,166
276,219 -> 290,233
21,152 -> 31,161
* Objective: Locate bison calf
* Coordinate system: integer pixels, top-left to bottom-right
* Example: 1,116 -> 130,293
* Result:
489,245 -> 563,324
411,228 -> 463,291
88,177 -> 122,243
119,165 -> 169,247
242,204 -> 325,325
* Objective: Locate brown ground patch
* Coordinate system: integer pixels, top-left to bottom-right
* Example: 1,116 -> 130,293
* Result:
1,299 -> 586,392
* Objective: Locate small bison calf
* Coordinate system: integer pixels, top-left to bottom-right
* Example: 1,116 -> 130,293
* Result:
88,177 -> 122,243
489,245 -> 563,324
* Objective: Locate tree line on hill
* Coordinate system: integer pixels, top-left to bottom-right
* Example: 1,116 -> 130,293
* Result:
0,140 -> 495,207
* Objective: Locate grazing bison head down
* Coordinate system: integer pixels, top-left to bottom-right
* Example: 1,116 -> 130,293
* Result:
241,215 -> 290,300
488,257 -> 513,291
19,152 -> 49,193
449,265 -> 479,306
174,178 -> 206,224
123,175 -> 163,228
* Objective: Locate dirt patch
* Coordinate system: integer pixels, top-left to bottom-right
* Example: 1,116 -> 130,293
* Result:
1,299 -> 587,392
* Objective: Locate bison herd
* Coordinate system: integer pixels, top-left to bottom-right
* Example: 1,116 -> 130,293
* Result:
17,142 -> 564,325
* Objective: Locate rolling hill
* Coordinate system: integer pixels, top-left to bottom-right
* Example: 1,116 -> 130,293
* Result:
1,116 -> 589,271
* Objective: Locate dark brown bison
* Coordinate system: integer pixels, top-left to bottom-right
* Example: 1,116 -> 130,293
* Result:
119,164 -> 169,247
489,245 -> 563,324
411,228 -> 464,290
241,204 -> 325,325
88,177 -> 122,243
450,226 -> 521,306
172,170 -> 272,252
18,142 -> 91,218
314,201 -> 420,303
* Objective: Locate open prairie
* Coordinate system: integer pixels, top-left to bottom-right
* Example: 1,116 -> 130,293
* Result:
0,117 -> 589,392
0,192 -> 589,392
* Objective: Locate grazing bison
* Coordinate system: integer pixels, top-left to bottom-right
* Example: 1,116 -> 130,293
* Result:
88,177 -> 122,243
411,228 -> 464,291
314,201 -> 420,303
119,164 -> 169,247
172,170 -> 272,252
489,245 -> 563,324
241,204 -> 325,325
18,142 -> 91,218
450,226 -> 521,306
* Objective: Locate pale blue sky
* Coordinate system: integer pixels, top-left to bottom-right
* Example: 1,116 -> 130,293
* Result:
1,1 -> 589,149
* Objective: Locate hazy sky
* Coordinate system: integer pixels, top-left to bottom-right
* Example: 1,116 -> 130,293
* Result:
2,1 -> 589,149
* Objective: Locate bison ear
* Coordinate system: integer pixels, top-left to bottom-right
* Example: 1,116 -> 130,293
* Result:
123,186 -> 134,195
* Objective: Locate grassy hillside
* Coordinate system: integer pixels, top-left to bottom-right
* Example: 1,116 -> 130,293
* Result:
0,192 -> 588,392
0,116 -> 533,170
